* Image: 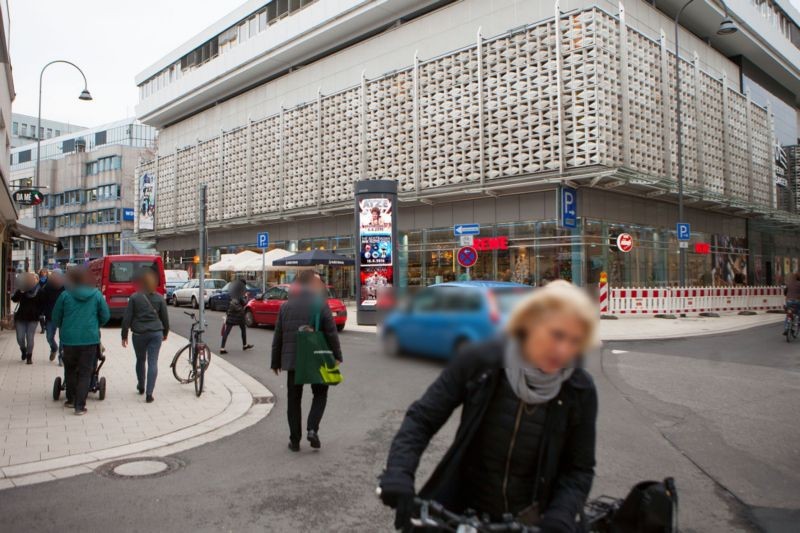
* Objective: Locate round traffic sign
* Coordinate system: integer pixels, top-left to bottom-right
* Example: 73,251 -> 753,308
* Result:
616,233 -> 633,253
457,246 -> 478,268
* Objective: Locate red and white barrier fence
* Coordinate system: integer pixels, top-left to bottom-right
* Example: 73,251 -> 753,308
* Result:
604,286 -> 784,316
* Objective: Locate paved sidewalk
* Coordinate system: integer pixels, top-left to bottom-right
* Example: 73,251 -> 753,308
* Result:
598,312 -> 784,341
345,303 -> 785,340
0,328 -> 273,490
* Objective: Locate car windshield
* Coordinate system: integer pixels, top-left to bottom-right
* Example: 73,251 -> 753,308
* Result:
109,261 -> 158,283
491,287 -> 533,314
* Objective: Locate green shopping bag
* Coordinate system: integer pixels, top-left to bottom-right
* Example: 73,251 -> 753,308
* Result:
294,300 -> 343,386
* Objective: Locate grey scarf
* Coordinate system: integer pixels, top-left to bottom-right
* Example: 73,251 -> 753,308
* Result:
504,337 -> 574,405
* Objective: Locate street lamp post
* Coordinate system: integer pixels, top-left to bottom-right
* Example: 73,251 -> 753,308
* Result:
674,1 -> 736,286
33,60 -> 92,270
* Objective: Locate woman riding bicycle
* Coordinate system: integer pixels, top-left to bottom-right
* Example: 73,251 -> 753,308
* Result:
379,281 -> 599,532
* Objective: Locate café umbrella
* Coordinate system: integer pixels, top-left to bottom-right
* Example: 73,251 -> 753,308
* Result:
272,250 -> 355,267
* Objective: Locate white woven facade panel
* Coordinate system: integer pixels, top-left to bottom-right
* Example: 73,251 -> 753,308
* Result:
560,11 -> 606,168
590,10 -> 622,167
175,147 -> 197,227
484,22 -> 559,179
665,56 -> 700,189
727,90 -> 750,201
155,153 -> 175,230
251,115 -> 282,214
699,76 -> 726,195
366,73 -> 415,192
283,105 -> 318,210
750,105 -> 772,206
222,127 -> 247,219
198,138 -> 220,222
418,48 -> 482,189
138,7 -> 780,227
626,30 -> 665,178
324,87 -> 362,200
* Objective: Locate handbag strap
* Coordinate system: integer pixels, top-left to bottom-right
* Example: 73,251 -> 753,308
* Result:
139,292 -> 163,327
309,296 -> 322,331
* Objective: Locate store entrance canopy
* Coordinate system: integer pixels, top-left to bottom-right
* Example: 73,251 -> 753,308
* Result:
10,223 -> 59,245
209,253 -> 237,272
237,248 -> 295,271
272,250 -> 354,266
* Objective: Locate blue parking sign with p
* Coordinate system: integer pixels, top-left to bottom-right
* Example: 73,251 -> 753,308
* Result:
560,186 -> 577,228
677,223 -> 690,241
257,231 -> 269,249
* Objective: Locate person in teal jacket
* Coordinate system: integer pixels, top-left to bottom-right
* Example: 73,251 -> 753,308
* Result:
52,266 -> 110,415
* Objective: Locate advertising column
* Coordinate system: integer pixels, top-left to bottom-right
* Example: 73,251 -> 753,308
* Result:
354,180 -> 397,325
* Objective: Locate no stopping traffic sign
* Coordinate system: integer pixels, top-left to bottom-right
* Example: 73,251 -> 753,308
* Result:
457,246 -> 478,268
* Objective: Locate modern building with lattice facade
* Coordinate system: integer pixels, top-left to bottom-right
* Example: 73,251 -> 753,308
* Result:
135,0 -> 800,293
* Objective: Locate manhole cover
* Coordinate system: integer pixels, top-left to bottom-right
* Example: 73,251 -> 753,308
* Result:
96,456 -> 185,479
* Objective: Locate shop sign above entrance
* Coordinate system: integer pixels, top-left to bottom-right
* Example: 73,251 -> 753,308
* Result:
616,233 -> 633,253
473,236 -> 509,251
13,188 -> 44,206
457,246 -> 478,268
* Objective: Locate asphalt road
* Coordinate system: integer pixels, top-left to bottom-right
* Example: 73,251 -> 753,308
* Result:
0,309 -> 797,532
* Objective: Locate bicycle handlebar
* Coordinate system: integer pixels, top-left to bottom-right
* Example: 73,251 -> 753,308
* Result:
183,311 -> 197,319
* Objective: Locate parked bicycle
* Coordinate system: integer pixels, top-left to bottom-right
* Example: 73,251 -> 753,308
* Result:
785,301 -> 800,343
170,311 -> 211,396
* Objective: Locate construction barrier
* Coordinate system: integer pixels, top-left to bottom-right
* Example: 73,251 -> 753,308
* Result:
604,286 -> 784,316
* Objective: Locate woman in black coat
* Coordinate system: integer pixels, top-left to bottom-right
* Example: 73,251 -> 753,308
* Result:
379,281 -> 599,532
12,272 -> 42,364
220,279 -> 253,354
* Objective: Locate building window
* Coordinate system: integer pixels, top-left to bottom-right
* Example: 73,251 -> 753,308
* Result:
12,122 -> 17,135
46,128 -> 53,138
20,124 -> 27,137
55,129 -> 60,137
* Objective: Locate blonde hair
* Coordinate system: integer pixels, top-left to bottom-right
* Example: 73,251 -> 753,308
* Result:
506,280 -> 599,351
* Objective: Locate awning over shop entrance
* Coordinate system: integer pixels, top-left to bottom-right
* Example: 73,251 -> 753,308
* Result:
10,223 -> 58,245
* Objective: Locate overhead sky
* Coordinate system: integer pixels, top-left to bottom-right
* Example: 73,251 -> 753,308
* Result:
9,0 -> 243,128
7,0 -> 800,129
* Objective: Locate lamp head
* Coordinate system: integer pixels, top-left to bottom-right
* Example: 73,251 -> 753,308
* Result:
78,89 -> 93,101
717,17 -> 738,35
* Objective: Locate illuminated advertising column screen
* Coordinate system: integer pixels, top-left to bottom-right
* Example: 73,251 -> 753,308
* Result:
354,180 -> 397,325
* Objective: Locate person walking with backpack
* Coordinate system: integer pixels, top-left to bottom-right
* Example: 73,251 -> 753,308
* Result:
39,270 -> 66,365
220,279 -> 253,354
121,267 -> 169,403
271,270 -> 342,452
11,272 -> 41,364
52,267 -> 110,415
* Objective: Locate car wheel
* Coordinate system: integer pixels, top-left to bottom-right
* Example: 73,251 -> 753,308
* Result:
382,330 -> 400,357
192,296 -> 198,309
245,310 -> 255,328
173,296 -> 180,307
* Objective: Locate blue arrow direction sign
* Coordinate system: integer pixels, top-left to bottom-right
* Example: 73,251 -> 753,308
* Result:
454,223 -> 480,236
676,223 -> 690,241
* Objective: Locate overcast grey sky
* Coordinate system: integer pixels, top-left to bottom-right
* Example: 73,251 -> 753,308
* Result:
9,0 -> 243,128
8,0 -> 800,128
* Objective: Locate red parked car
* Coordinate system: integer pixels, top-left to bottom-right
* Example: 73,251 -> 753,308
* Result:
245,284 -> 347,331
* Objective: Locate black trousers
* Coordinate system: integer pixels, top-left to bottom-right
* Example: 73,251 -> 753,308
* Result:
221,323 -> 246,348
286,370 -> 328,444
63,345 -> 97,411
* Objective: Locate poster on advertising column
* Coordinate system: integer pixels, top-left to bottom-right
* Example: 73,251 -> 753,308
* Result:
354,180 -> 397,325
138,172 -> 155,231
358,197 -> 393,306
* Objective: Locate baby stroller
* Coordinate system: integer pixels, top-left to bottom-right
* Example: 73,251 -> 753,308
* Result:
52,344 -> 107,401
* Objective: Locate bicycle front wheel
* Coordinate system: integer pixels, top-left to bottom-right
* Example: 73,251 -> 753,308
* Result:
172,344 -> 195,384
194,345 -> 211,397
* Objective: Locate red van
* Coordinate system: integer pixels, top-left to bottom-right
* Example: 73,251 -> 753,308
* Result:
88,255 -> 166,319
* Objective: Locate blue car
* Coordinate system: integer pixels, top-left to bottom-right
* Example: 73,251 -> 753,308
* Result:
381,281 -> 533,358
208,282 -> 262,312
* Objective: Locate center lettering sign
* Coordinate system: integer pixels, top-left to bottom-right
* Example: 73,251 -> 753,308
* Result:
615,233 -> 634,253
473,236 -> 509,251
13,189 -> 44,206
